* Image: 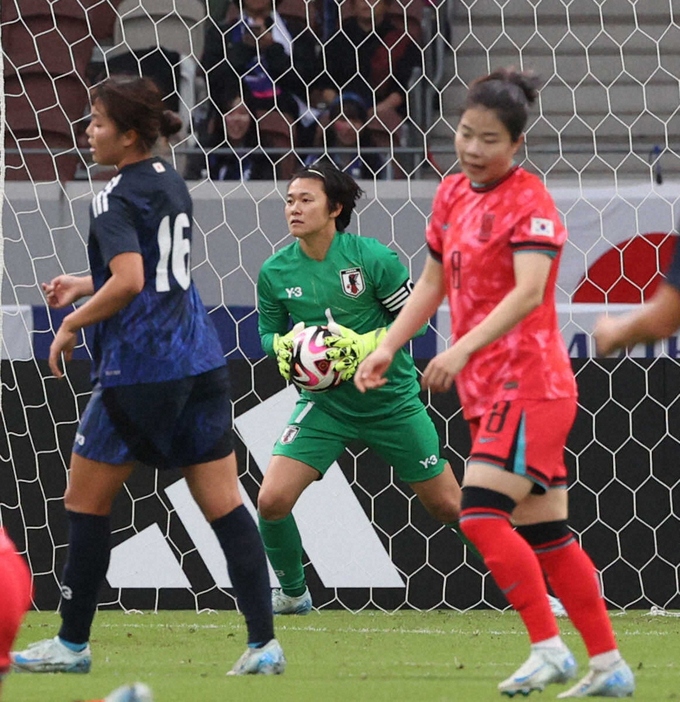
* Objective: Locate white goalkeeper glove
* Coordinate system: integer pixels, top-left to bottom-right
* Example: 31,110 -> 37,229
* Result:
325,322 -> 387,381
272,322 -> 304,380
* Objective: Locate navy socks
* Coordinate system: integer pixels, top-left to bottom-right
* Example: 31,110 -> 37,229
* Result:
58,510 -> 111,645
211,505 -> 274,646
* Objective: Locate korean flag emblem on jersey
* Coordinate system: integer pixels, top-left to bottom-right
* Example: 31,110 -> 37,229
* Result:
530,217 -> 555,237
340,267 -> 366,298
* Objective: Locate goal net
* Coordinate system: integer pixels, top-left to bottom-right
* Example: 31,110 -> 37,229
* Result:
1,0 -> 678,614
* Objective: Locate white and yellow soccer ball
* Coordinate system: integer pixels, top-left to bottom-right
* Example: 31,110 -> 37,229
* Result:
290,325 -> 342,393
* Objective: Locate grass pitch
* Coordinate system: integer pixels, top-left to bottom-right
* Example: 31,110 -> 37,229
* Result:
5,609 -> 677,701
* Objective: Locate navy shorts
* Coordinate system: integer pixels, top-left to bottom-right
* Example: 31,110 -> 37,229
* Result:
74,366 -> 234,469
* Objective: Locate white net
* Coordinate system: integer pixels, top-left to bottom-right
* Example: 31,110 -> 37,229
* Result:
1,0 -> 678,614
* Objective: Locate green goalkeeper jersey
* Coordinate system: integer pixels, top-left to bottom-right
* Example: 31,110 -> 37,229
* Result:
258,231 -> 424,421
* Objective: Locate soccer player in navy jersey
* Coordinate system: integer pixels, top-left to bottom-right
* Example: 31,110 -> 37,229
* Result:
11,76 -> 285,677
357,68 -> 634,698
594,238 -> 680,354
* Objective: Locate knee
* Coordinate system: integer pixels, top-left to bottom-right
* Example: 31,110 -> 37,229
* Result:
257,486 -> 294,522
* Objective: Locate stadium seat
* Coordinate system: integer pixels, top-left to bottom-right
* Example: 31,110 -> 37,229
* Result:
111,0 -> 207,59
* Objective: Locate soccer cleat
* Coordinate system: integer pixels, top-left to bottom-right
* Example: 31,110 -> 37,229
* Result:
227,639 -> 286,676
548,594 -> 568,617
557,659 -> 635,698
272,587 -> 312,615
104,682 -> 154,702
498,646 -> 578,697
11,636 -> 92,673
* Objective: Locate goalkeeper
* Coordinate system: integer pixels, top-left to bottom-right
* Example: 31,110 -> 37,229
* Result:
257,163 -> 471,615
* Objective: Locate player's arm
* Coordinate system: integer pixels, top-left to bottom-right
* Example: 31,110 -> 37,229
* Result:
42,275 -> 94,308
593,281 -> 680,355
256,268 -> 304,380
355,255 -> 446,391
421,251 -> 551,393
49,252 -> 144,378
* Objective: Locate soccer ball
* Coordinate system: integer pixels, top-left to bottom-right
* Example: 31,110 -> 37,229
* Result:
290,325 -> 341,393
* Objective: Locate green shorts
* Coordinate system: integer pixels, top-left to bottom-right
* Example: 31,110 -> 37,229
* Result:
272,397 -> 447,484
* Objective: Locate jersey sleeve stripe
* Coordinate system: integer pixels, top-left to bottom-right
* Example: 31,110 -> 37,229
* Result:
511,241 -> 560,253
381,279 -> 413,312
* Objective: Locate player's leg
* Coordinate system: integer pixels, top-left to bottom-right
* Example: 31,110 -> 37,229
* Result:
364,406 -> 481,559
459,399 -> 578,696
257,399 -> 350,613
257,455 -> 320,612
514,495 -> 635,698
0,530 -> 32,698
12,454 -> 132,674
13,384 -> 136,674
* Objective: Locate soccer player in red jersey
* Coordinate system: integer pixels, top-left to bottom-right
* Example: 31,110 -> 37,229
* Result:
355,68 -> 635,698
0,529 -> 32,700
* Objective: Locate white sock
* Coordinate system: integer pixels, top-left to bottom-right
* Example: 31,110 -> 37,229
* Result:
590,649 -> 622,671
533,635 -> 567,651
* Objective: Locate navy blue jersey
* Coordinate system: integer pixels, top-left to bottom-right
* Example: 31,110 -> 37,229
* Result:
665,236 -> 680,291
88,157 -> 225,386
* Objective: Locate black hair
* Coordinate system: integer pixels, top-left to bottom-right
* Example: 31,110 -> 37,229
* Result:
290,161 -> 364,232
90,75 -> 182,151
463,67 -> 540,142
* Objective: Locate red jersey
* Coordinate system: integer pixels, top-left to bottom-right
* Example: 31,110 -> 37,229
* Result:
426,166 -> 577,419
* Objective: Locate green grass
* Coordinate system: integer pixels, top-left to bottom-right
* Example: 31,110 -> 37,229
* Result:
5,610 -> 678,701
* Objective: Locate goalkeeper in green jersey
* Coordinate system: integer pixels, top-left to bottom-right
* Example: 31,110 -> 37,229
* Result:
256,163 -> 470,614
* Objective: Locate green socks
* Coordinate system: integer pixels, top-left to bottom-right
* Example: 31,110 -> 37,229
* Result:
258,512 -> 308,597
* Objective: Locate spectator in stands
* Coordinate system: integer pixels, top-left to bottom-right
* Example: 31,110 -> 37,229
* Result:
210,94 -> 275,181
320,0 -> 421,134
190,85 -> 275,181
201,0 -> 321,132
309,93 -> 384,179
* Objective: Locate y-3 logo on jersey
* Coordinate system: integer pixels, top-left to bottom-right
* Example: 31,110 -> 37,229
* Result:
419,455 -> 438,470
286,287 -> 303,298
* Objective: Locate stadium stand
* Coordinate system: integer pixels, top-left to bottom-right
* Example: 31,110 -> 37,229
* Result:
2,0 -> 121,181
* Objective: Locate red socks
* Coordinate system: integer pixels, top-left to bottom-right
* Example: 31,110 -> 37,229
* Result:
461,513 -> 559,643
537,539 -> 617,656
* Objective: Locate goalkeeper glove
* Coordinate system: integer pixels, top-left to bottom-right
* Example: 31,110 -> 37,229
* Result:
325,322 -> 387,380
272,322 -> 304,380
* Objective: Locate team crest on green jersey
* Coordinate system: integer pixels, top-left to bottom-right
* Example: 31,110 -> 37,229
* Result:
340,267 -> 365,298
280,426 -> 300,444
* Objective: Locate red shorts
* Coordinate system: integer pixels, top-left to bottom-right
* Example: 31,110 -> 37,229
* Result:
468,397 -> 577,493
0,531 -> 32,677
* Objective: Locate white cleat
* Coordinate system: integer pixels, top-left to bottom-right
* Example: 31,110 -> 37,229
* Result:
548,594 -> 568,617
498,646 -> 578,697
104,683 -> 154,702
227,639 -> 286,676
557,659 -> 635,698
272,587 -> 312,615
11,636 -> 91,673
